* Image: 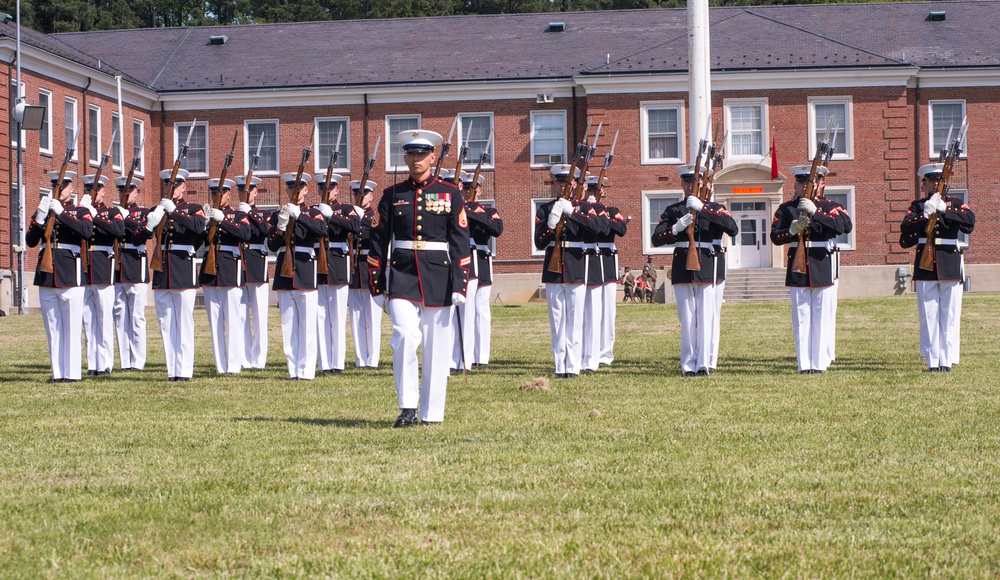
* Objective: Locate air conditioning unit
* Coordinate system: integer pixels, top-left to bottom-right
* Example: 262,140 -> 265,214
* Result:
547,154 -> 564,164
536,93 -> 555,104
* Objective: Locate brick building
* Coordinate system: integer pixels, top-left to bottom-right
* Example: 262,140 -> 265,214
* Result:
2,2 -> 998,310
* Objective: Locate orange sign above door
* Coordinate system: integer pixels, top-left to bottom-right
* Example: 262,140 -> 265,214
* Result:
732,187 -> 765,194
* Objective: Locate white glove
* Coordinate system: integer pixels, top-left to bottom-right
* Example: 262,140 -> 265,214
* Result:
353,205 -> 365,217
82,203 -> 97,217
686,196 -> 704,213
79,194 -> 92,208
923,194 -> 947,218
145,206 -> 164,232
209,208 -> 225,222
49,199 -> 64,216
317,203 -> 334,219
34,197 -> 51,223
276,206 -> 290,231
670,213 -> 694,236
798,198 -> 817,216
546,203 -> 564,229
237,202 -> 252,214
451,292 -> 466,306
555,198 -> 575,216
586,195 -> 597,203
284,203 -> 301,220
159,198 -> 176,214
115,205 -> 129,219
789,215 -> 811,236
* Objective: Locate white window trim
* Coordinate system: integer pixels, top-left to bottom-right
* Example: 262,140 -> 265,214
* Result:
928,99 -> 967,159
132,119 -> 145,176
38,89 -> 53,155
88,105 -> 102,167
640,100 -> 686,165
174,121 -> 209,178
823,185 -> 856,251
244,119 -> 280,176
642,190 -> 684,255
313,117 -> 351,173
64,97 -> 78,161
110,112 -> 123,172
724,97 -> 769,164
478,199 -> 499,257
948,188 -> 970,248
530,197 -> 556,257
10,79 -> 25,149
529,110 -> 567,169
807,96 -> 854,160
458,112 -> 495,171
385,114 -> 421,173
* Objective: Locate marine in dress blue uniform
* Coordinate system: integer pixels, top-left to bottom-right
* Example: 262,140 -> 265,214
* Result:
113,176 -> 150,371
900,163 -> 976,371
578,174 -> 609,373
235,175 -> 272,370
588,177 -> 629,368
461,170 -> 503,367
81,174 -> 126,376
442,169 -> 476,373
367,130 -> 471,427
347,180 -> 383,368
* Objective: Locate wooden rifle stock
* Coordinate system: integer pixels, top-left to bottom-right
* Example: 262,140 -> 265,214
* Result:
918,123 -> 966,271
40,123 -> 81,273
789,155 -> 825,275
547,121 -> 598,274
202,130 -> 238,276
348,135 -> 380,277
280,137 -> 314,278
115,132 -> 145,273
151,120 -> 197,272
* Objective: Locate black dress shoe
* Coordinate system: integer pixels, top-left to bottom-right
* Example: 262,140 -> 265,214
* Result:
167,377 -> 176,382
87,370 -> 98,376
394,409 -> 418,428
581,369 -> 597,375
554,373 -> 566,379
811,370 -> 823,375
563,372 -> 578,379
684,371 -> 697,377
176,377 -> 190,382
940,366 -> 951,372
927,367 -> 940,372
696,368 -> 709,376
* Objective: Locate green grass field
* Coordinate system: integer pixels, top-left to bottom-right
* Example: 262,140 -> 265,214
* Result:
2,294 -> 999,576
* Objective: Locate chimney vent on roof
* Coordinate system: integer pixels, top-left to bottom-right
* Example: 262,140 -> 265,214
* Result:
548,22 -> 565,33
209,35 -> 228,45
928,11 -> 946,22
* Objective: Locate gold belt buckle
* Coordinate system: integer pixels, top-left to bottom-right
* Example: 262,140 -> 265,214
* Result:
413,240 -> 426,250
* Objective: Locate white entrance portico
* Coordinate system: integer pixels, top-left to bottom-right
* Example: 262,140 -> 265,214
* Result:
713,164 -> 787,270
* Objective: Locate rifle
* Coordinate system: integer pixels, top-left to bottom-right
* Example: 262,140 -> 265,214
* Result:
452,129 -> 471,187
434,116 -> 458,180
569,122 -> 602,203
790,116 -> 835,275
545,119 -> 595,274
349,134 -> 381,271
699,130 -> 728,201
684,117 -> 711,272
815,126 -> 838,199
115,131 -> 146,272
593,130 -> 619,204
316,126 -> 344,276
918,120 -> 968,271
39,122 -> 81,274
466,130 -> 493,203
84,128 -> 117,274
241,133 -> 265,205
151,119 -> 197,272
279,129 -> 316,278
202,129 -> 238,276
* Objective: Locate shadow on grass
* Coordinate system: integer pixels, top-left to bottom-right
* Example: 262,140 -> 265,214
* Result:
233,416 -> 387,429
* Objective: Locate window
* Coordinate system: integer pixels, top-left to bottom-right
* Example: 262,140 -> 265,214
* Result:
530,198 -> 553,257
314,118 -> 349,173
641,101 -> 684,164
822,186 -> 855,251
947,189 -> 970,246
530,111 -> 567,166
132,120 -> 145,175
386,115 -> 420,172
642,191 -> 683,255
725,99 -> 767,159
88,105 -> 101,165
10,79 -> 24,148
245,121 -> 279,174
176,121 -> 208,175
64,98 -> 78,160
808,97 -> 852,160
478,199 -> 499,257
458,113 -> 493,169
929,100 -> 966,158
111,113 -> 122,170
38,90 -> 52,154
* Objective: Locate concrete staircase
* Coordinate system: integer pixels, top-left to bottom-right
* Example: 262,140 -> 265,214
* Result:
723,268 -> 789,302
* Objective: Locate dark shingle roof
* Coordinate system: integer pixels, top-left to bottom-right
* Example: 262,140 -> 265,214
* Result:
42,1 -> 1000,93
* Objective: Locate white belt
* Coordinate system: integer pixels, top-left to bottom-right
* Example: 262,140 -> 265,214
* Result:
546,241 -> 589,250
219,244 -> 242,255
789,241 -> 833,249
673,241 -> 715,250
277,247 -> 316,257
246,244 -> 267,252
324,242 -> 350,252
597,243 -> 617,251
162,244 -> 196,253
90,245 -> 115,253
917,238 -> 959,246
395,240 -> 448,251
42,243 -> 81,254
124,243 -> 146,253
473,244 -> 491,253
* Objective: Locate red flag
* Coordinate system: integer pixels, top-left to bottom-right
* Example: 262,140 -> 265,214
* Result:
770,140 -> 779,180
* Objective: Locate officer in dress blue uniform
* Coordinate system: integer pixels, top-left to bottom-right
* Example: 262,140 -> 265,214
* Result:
314,172 -> 362,375
235,175 -> 271,370
461,170 -> 504,368
441,168 -> 475,374
81,174 -> 126,376
267,173 -> 329,380
651,165 -> 738,376
199,178 -> 252,375
588,177 -> 629,368
27,171 -> 94,383
770,165 -> 852,374
900,163 -> 975,372
113,176 -> 150,371
347,179 -> 382,368
578,173 -> 609,374
145,168 -> 208,381
367,130 -> 471,427
534,164 -> 607,379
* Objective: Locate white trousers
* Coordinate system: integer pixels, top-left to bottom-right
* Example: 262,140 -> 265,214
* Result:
708,280 -> 725,370
916,280 -> 963,369
473,283 -> 492,365
83,284 -> 115,373
204,286 -> 245,374
39,286 -> 84,381
242,283 -> 269,369
277,289 -> 318,380
155,289 -> 196,379
114,283 -> 147,370
599,281 -> 617,366
546,283 -> 585,375
789,286 -> 836,372
675,284 -> 713,374
581,284 -> 604,371
317,284 -> 349,371
826,278 -> 839,364
348,289 -> 382,367
451,278 -> 478,371
389,299 -> 452,422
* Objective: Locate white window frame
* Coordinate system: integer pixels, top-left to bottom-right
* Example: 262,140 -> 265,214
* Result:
110,112 -> 123,171
88,105 -> 102,166
642,190 -> 684,255
724,98 -> 768,163
386,114 -> 421,173
38,89 -> 52,155
64,98 -> 78,161
529,110 -> 567,168
947,188 -> 970,247
457,112 -> 495,170
10,79 -> 25,149
244,119 -> 280,176
174,121 -> 209,177
530,197 -> 556,257
132,119 -> 145,176
640,100 -> 685,165
928,100 -> 967,159
808,96 -> 854,160
313,117 -> 350,174
477,199 -> 499,257
822,186 -> 856,251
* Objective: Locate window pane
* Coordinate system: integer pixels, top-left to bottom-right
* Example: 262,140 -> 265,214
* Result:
247,122 -> 278,172
824,191 -> 851,246
647,195 -> 681,240
388,117 -> 420,169
316,119 -> 348,169
730,105 -> 762,156
89,107 -> 100,163
932,103 -> 963,152
814,103 -> 848,153
462,115 -> 492,165
179,125 -> 207,173
39,92 -> 50,151
65,99 -> 76,153
111,114 -> 122,168
647,109 -> 679,160
532,112 -> 565,162
133,120 -> 144,173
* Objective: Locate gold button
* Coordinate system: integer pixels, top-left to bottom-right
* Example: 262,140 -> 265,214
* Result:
417,206 -> 423,211
416,225 -> 422,231
417,235 -> 423,241
443,261 -> 448,265
391,260 -> 396,266
416,189 -> 422,195
417,216 -> 422,221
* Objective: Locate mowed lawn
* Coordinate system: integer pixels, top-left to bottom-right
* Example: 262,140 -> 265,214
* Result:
1,293 -> 999,576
